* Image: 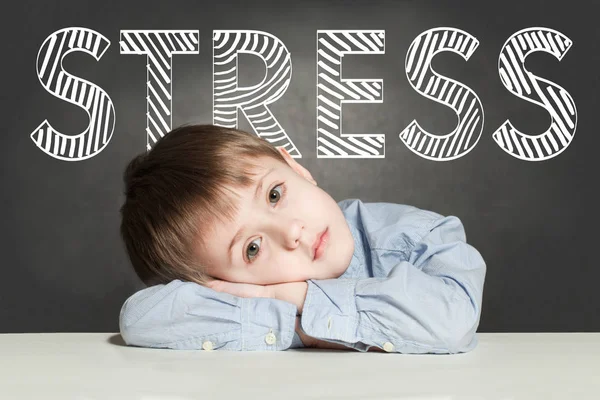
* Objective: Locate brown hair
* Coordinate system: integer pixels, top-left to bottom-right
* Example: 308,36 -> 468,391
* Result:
119,124 -> 287,286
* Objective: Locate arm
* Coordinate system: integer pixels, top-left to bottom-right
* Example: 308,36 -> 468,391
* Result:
119,280 -> 298,351
203,280 -> 367,351
299,215 -> 487,354
265,281 -> 383,351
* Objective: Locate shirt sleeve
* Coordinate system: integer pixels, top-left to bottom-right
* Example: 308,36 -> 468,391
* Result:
119,280 -> 301,351
299,214 -> 487,354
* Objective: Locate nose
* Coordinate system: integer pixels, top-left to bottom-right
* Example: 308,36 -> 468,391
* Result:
276,218 -> 305,249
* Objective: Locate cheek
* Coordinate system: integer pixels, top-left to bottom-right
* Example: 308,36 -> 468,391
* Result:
267,254 -> 308,279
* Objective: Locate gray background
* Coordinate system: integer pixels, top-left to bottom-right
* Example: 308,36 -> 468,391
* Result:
2,0 -> 598,333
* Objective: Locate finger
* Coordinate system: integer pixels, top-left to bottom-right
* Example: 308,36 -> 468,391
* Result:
211,281 -> 242,296
205,279 -> 222,290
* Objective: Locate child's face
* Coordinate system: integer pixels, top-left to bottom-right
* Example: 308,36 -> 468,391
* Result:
195,149 -> 355,285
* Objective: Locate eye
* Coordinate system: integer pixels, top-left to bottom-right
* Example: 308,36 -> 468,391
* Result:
268,183 -> 285,205
246,237 -> 262,262
244,183 -> 286,263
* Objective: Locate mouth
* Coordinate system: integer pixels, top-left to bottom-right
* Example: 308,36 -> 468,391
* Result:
312,227 -> 329,261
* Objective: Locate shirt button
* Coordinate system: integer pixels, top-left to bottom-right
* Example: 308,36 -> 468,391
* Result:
265,330 -> 277,345
383,342 -> 395,352
202,341 -> 214,351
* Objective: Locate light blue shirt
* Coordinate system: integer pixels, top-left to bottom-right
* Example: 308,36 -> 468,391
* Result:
120,199 -> 486,353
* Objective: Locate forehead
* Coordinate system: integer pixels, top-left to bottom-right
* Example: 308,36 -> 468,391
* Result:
238,155 -> 284,179
210,158 -> 284,228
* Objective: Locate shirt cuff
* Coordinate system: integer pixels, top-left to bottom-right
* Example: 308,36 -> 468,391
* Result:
240,297 -> 298,350
300,279 -> 359,343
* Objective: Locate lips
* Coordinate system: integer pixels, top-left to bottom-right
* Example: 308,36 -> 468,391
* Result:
312,227 -> 329,261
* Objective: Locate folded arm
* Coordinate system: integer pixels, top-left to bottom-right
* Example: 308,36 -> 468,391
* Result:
299,215 -> 487,354
119,280 -> 301,351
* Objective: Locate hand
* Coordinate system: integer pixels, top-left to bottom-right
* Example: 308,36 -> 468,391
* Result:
269,281 -> 309,315
205,279 -> 273,299
207,279 -> 308,315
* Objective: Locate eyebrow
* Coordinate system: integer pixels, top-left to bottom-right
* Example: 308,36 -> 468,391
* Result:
227,167 -> 275,265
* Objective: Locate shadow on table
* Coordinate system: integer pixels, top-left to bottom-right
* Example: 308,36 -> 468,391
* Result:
105,334 -> 354,353
107,334 -> 127,347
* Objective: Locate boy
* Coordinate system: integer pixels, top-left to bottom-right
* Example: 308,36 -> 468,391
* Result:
119,124 -> 486,353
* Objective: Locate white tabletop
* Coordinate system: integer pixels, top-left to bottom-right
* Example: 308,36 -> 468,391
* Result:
1,332 -> 598,400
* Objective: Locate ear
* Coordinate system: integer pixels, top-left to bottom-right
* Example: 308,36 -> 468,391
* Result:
277,147 -> 318,186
